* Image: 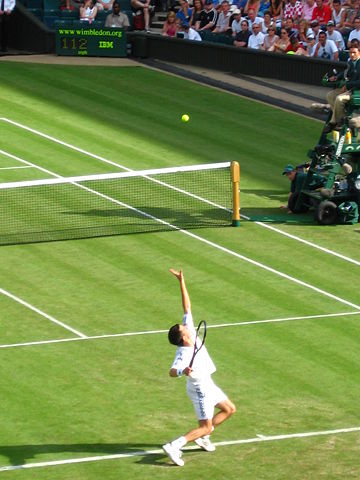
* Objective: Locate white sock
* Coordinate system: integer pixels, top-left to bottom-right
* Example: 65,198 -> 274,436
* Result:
171,436 -> 187,449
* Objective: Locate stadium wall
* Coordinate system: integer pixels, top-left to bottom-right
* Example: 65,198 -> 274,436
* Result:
130,33 -> 345,86
8,3 -> 55,54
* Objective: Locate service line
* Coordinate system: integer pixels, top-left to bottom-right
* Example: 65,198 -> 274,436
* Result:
0,310 -> 359,349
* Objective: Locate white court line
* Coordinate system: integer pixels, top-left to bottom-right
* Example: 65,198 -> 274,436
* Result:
0,166 -> 33,170
1,149 -> 360,314
0,425 -> 359,472
0,150 -> 65,179
0,287 -> 86,338
1,117 -> 359,267
1,310 -> 359,349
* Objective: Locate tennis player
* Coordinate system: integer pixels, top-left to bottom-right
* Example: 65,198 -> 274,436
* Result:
162,269 -> 236,467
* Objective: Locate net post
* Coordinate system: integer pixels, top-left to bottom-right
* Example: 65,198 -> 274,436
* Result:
231,161 -> 240,227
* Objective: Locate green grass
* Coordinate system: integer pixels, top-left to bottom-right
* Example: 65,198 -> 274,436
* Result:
0,61 -> 359,479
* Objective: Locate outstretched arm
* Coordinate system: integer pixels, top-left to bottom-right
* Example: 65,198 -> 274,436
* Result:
170,268 -> 191,314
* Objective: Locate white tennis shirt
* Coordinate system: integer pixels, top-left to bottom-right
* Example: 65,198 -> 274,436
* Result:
171,312 -> 216,382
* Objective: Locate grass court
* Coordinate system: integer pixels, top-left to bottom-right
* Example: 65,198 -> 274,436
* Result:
0,60 -> 359,479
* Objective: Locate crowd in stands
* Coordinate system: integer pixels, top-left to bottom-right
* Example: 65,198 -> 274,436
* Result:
56,0 -> 360,58
157,0 -> 360,58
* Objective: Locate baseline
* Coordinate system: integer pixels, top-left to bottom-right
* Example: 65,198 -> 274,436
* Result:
0,425 -> 358,472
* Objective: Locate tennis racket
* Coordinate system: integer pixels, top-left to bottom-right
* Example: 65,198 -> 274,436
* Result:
189,320 -> 207,369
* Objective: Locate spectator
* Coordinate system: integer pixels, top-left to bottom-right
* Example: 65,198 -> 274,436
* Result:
306,30 -> 316,54
105,0 -> 130,27
331,0 -> 346,30
231,8 -> 243,35
213,0 -> 232,33
60,0 -> 80,10
261,9 -> 273,33
79,0 -> 98,22
263,24 -> 279,49
96,0 -> 114,11
0,0 -> 15,52
347,17 -> 360,48
313,30 -> 339,60
303,0 -> 315,22
243,0 -> 260,15
131,0 -> 153,32
311,0 -> 332,27
248,21 -> 265,47
310,19 -> 320,40
284,17 -> 297,36
274,26 -> 290,52
233,17 -> 251,45
180,19 -> 202,39
283,0 -> 303,24
286,34 -> 308,54
196,0 -> 218,31
162,10 -> 177,35
298,18 -> 312,45
176,0 -> 192,26
246,7 -> 263,32
339,0 -> 358,37
324,44 -> 360,133
326,20 -> 345,50
268,0 -> 282,22
229,4 -> 242,23
258,0 -> 270,17
236,0 -> 248,10
190,0 -> 203,26
215,2 -> 223,18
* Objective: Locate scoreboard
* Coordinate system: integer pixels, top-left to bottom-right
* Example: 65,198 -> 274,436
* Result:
56,25 -> 127,57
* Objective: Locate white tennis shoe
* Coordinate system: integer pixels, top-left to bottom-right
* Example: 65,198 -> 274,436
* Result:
162,442 -> 184,466
194,435 -> 216,452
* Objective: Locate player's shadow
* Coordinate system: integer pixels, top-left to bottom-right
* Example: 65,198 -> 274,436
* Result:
0,443 -> 173,468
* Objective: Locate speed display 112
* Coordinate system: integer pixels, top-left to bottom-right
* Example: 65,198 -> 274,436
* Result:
56,25 -> 127,57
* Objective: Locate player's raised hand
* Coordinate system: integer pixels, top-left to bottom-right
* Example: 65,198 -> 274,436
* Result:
169,268 -> 183,281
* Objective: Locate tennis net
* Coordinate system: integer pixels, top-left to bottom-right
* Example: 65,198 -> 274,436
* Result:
0,161 -> 236,246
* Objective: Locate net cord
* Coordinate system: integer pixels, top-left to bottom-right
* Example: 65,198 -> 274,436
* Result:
0,162 -> 231,190
0,162 -> 233,214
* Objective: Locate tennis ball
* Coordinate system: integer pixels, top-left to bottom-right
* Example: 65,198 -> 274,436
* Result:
287,51 -> 295,55
181,114 -> 190,122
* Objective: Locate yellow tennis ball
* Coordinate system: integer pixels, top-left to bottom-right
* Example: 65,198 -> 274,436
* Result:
181,114 -> 190,122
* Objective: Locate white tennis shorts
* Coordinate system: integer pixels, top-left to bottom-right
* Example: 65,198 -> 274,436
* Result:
186,376 -> 228,420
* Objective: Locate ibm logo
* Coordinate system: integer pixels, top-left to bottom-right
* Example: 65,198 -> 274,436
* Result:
99,41 -> 114,49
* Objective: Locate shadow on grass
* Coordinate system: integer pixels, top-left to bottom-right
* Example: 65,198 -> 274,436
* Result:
0,205 -> 232,247
0,443 -> 176,468
241,207 -> 315,225
241,189 -> 288,202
